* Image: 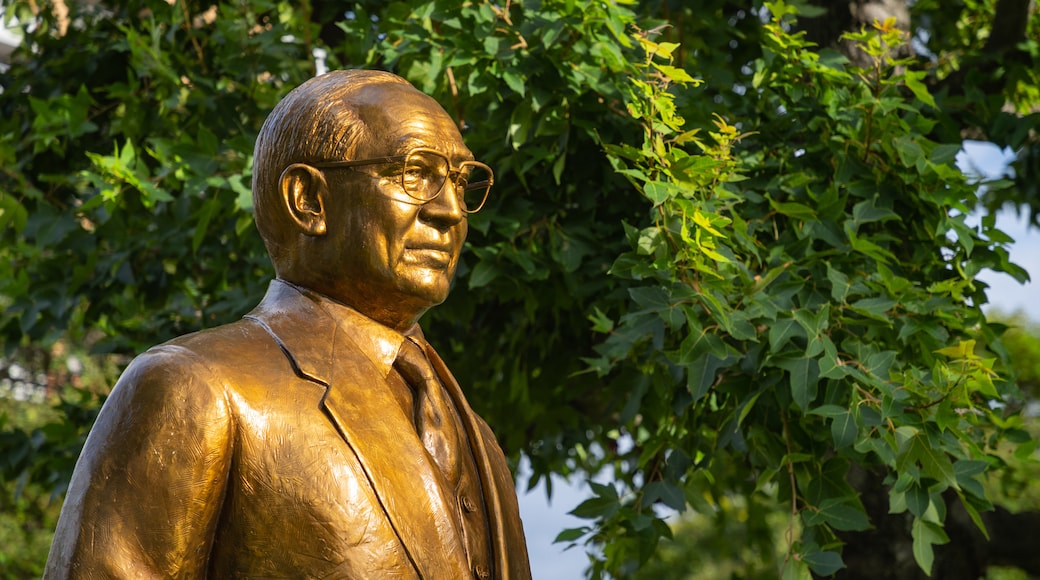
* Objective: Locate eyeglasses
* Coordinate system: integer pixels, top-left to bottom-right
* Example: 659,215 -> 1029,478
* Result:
310,147 -> 494,213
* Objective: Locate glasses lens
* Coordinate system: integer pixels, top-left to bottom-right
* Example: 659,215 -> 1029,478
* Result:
402,150 -> 449,202
458,163 -> 492,212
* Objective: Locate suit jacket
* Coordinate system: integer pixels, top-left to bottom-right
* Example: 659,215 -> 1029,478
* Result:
45,280 -> 532,579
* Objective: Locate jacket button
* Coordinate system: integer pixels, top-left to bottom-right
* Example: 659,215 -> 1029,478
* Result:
474,564 -> 490,579
461,495 -> 477,513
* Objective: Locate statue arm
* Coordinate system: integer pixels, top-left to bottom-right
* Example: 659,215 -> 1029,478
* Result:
45,345 -> 234,579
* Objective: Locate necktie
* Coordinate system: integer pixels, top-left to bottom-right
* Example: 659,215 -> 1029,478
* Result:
395,336 -> 462,486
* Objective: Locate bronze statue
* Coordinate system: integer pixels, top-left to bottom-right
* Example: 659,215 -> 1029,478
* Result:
45,70 -> 532,579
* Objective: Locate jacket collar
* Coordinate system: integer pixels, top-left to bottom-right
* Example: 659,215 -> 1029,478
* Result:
243,279 -> 407,384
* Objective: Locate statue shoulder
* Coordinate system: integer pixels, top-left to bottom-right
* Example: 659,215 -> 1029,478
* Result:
106,319 -> 272,406
150,317 -> 280,370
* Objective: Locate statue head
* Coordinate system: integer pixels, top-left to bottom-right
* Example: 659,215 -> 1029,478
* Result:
252,70 -> 491,330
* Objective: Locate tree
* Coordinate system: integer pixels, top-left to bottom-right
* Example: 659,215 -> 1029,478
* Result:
1,0 -> 1038,577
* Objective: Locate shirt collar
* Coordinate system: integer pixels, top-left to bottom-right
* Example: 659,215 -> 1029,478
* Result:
278,280 -> 416,379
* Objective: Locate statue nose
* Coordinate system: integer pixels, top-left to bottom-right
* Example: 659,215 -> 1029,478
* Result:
421,179 -> 465,226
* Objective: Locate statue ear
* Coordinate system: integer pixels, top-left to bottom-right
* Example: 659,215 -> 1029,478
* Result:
279,163 -> 328,236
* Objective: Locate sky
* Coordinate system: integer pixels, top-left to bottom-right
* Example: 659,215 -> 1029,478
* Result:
959,142 -> 1040,318
517,466 -> 595,578
517,141 -> 1039,578
976,207 -> 1040,316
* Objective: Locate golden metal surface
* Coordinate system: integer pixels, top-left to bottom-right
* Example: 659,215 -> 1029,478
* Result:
45,70 -> 532,579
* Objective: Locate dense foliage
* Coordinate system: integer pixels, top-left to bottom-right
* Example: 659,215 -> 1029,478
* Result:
2,0 -> 1038,577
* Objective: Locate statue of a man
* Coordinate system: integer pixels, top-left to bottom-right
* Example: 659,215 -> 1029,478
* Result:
45,70 -> 532,579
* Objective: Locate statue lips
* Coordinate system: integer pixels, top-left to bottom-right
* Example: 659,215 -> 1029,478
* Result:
403,245 -> 455,269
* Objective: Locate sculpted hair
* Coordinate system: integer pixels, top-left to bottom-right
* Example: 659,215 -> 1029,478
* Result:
252,69 -> 413,268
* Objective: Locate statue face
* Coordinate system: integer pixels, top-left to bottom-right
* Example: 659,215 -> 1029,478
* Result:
319,85 -> 469,328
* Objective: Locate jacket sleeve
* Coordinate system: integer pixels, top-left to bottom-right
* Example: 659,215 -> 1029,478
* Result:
44,345 -> 234,579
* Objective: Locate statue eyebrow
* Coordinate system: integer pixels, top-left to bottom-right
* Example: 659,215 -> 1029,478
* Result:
391,137 -> 474,164
391,136 -> 429,154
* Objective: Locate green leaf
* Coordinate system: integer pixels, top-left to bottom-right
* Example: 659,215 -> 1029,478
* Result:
554,527 -> 589,543
954,489 -> 991,540
570,486 -> 620,519
849,297 -> 896,319
953,460 -> 988,499
629,286 -> 671,311
899,433 -> 956,487
929,143 -> 961,165
780,558 -> 812,580
192,196 -> 221,254
686,351 -> 729,402
722,310 -> 756,341
502,69 -> 526,97
229,174 -> 253,212
826,263 -> 851,303
904,69 -> 937,109
643,181 -> 682,205
851,197 -> 898,225
588,307 -> 614,334
643,481 -> 686,512
736,389 -> 765,427
906,482 -> 929,518
657,42 -> 680,57
196,125 -> 218,155
911,518 -> 950,575
793,305 -> 829,336
651,62 -> 697,84
778,357 -> 820,410
808,404 -> 847,418
803,550 -> 845,576
935,339 -> 975,359
0,193 -> 30,234
636,227 -> 664,255
830,410 -> 857,449
847,229 -> 896,263
769,198 -> 817,220
119,138 -> 136,167
1014,439 -> 1039,462
818,335 -> 846,379
552,153 -> 567,185
804,497 -> 870,531
468,260 -> 499,289
893,135 -> 925,168
768,317 -> 804,353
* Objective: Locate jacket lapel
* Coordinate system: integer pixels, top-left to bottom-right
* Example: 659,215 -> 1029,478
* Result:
244,281 -> 471,579
321,348 -> 470,579
426,347 -> 533,579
